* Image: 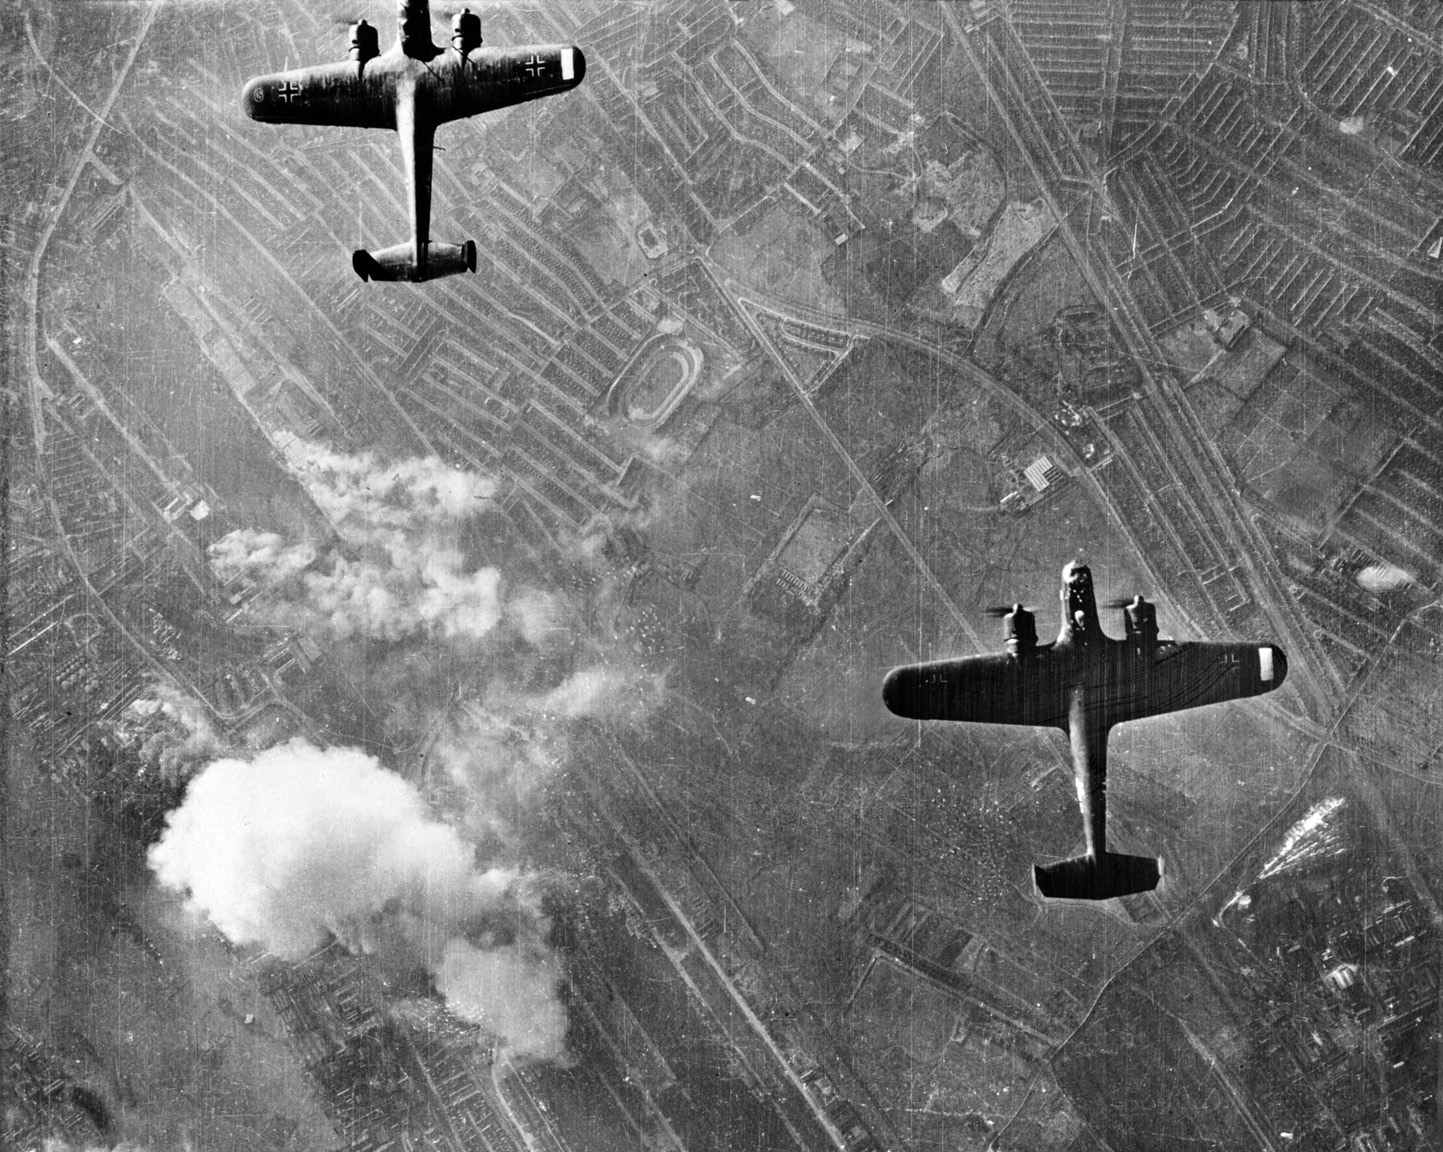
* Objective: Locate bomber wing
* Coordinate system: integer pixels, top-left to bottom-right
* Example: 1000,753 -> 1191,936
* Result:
243,63 -> 389,130
1101,640 -> 1287,728
881,649 -> 1070,730
432,45 -> 583,125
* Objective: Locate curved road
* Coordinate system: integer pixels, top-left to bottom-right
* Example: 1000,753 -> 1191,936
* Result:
22,0 -> 167,451
709,268 -> 1246,652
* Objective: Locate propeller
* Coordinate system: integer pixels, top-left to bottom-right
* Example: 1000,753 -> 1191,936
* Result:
983,603 -> 1034,618
1101,595 -> 1146,610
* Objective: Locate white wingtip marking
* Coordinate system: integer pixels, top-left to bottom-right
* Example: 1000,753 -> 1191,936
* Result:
1259,646 -> 1274,682
561,47 -> 575,80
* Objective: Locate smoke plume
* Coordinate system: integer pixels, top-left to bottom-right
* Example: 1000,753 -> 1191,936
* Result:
129,681 -> 229,778
436,939 -> 567,1061
430,660 -> 664,848
184,446 -> 670,1060
208,444 -> 665,741
1356,562 -> 1415,593
149,739 -> 566,1059
209,447 -> 504,643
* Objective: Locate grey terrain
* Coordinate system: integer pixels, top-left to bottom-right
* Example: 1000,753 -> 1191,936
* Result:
5,2 -> 1443,1151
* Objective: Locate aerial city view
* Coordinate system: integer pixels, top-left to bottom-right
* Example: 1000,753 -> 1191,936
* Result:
4,0 -> 1443,1149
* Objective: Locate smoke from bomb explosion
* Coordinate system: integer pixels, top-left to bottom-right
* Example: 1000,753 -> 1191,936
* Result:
174,446 -> 665,1058
149,740 -> 568,1059
206,446 -> 662,738
429,655 -> 663,851
131,681 -> 228,778
209,444 -> 505,644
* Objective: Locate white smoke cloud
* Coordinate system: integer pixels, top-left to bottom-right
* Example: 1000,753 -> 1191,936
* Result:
432,704 -> 554,839
149,740 -> 566,1059
626,427 -> 689,471
130,681 -> 229,778
180,446 -> 672,1063
148,740 -> 504,957
507,586 -> 575,652
1356,562 -> 1414,593
536,662 -> 664,723
296,442 -> 499,528
208,529 -> 315,585
208,449 -> 503,643
435,939 -> 567,1061
212,446 -> 666,728
428,660 -> 663,850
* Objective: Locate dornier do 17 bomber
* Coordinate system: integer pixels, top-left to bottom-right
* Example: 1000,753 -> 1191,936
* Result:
882,562 -> 1288,901
241,0 -> 585,283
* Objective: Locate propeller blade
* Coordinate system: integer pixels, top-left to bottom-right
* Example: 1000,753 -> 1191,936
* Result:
1101,596 -> 1144,610
982,603 -> 1031,618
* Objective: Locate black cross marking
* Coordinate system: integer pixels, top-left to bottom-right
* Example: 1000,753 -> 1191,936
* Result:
277,81 -> 304,104
522,54 -> 545,77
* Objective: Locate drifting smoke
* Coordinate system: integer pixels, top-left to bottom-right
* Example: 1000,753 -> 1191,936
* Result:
1256,796 -> 1347,882
185,446 -> 669,1059
294,442 -> 499,531
436,939 -> 566,1059
507,586 -> 574,651
1356,562 -> 1415,593
130,681 -> 228,778
539,664 -> 661,721
209,444 -> 665,736
149,740 -> 567,1059
431,661 -> 664,848
209,447 -> 504,643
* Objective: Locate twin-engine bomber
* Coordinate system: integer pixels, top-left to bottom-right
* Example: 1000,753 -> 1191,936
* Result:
883,562 -> 1288,901
242,0 -> 585,282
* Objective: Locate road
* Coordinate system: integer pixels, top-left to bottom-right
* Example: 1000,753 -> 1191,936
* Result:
710,267 -> 1109,660
21,0 -> 168,453
940,7 -> 1340,726
598,729 -> 905,1152
703,18 -> 1437,1148
937,21 -> 1443,1142
14,0 -> 193,716
715,273 -> 1275,651
19,0 -> 313,732
723,276 -> 982,658
125,131 -> 441,457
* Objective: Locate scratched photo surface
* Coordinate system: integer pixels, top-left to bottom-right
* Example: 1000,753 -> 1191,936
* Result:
5,1 -> 1443,1150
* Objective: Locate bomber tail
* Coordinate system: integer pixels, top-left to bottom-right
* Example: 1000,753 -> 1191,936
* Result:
1034,851 -> 1162,901
352,240 -> 477,283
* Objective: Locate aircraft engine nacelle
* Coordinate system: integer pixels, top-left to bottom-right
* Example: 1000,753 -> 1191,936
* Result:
1003,605 -> 1037,659
1124,596 -> 1158,649
452,8 -> 482,54
349,19 -> 379,63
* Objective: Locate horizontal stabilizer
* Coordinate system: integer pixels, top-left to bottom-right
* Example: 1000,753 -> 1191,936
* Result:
352,240 -> 477,283
1034,851 -> 1162,901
